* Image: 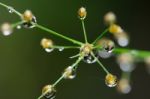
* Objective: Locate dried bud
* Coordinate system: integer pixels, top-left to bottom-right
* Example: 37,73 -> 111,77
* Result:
117,78 -> 131,94
22,10 -> 33,22
109,24 -> 123,34
1,23 -> 13,36
41,38 -> 54,53
97,38 -> 115,53
104,12 -> 116,25
105,73 -> 117,87
78,7 -> 87,20
42,85 -> 56,99
63,66 -> 76,79
22,10 -> 37,28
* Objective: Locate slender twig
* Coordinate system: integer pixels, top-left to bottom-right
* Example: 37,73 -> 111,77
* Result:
92,28 -> 108,45
11,21 -> 24,28
0,2 -> 22,17
53,55 -> 83,86
114,48 -> 150,58
35,24 -> 83,46
53,45 -> 80,49
91,52 -> 110,74
81,20 -> 88,43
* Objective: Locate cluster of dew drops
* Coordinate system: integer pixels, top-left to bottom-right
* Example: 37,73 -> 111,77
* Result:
1,5 -> 150,99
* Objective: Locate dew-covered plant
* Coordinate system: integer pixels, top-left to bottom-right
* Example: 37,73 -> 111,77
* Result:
0,2 -> 150,99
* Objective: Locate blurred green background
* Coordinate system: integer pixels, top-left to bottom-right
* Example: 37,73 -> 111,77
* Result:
0,0 -> 150,99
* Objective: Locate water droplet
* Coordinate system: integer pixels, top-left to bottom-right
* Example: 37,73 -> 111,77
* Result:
8,6 -> 14,13
83,53 -> 97,64
118,37 -> 129,47
58,47 -> 64,52
117,53 -> 135,72
119,63 -> 135,72
42,85 -> 56,99
17,25 -> 21,29
63,66 -> 76,79
98,50 -> 112,59
45,48 -> 54,53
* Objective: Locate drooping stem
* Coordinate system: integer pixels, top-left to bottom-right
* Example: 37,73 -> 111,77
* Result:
91,52 -> 110,74
81,20 -> 88,43
114,48 -> 150,58
35,24 -> 83,46
92,28 -> 109,45
0,2 -> 22,17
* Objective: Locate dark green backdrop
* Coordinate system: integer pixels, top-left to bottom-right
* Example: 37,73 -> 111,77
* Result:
0,0 -> 150,99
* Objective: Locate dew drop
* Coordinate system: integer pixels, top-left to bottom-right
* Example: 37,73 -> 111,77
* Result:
118,37 -> 129,47
45,48 -> 54,53
98,50 -> 112,59
17,25 -> 21,29
83,53 -> 97,64
8,6 -> 14,13
58,47 -> 64,52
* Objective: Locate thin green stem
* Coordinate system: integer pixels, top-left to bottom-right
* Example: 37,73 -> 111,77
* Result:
53,45 -> 80,49
114,48 -> 150,58
81,20 -> 88,43
0,2 -> 22,17
91,52 -> 110,74
52,55 -> 83,87
121,72 -> 131,82
37,55 -> 83,99
11,21 -> 24,28
35,24 -> 83,46
92,28 -> 109,45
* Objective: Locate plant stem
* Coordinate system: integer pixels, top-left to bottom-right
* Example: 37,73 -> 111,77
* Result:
11,21 -> 24,28
0,2 -> 22,17
91,52 -> 110,74
114,48 -> 150,58
81,20 -> 88,43
52,56 -> 83,87
35,24 -> 83,46
92,28 -> 108,45
53,45 -> 80,49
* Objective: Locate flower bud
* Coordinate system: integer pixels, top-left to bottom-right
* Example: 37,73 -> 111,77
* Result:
78,7 -> 87,20
42,85 -> 56,99
109,24 -> 123,34
1,23 -> 13,36
105,73 -> 117,87
63,66 -> 76,79
104,12 -> 116,25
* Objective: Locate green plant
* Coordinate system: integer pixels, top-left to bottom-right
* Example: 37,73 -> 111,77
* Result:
0,2 -> 150,99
